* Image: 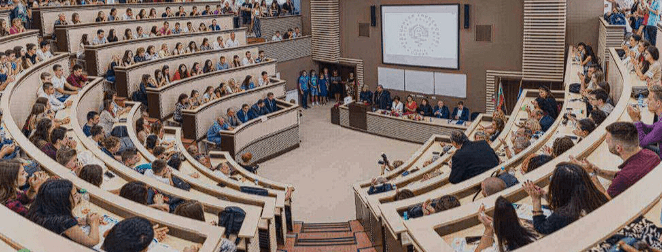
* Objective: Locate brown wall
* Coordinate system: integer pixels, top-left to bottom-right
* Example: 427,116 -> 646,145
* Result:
338,0 -> 524,113
277,56 -> 317,91
567,0 -> 602,48
300,0 -> 312,35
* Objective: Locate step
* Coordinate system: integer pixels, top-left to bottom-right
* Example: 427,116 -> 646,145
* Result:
296,231 -> 353,240
301,222 -> 351,233
357,247 -> 379,252
295,236 -> 356,247
355,232 -> 372,248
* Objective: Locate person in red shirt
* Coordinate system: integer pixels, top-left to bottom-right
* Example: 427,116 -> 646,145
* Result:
571,122 -> 661,198
66,64 -> 88,89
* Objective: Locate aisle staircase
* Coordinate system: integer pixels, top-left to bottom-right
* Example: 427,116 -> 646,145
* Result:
277,220 -> 377,252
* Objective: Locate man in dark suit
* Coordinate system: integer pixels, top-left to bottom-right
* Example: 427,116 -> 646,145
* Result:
249,100 -> 269,119
373,85 -> 391,110
534,109 -> 554,132
433,100 -> 450,119
264,92 -> 279,113
236,104 -> 251,123
451,101 -> 470,121
448,131 -> 500,184
226,108 -> 242,127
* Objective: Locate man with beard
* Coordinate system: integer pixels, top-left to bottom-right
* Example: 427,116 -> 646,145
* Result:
571,122 -> 660,198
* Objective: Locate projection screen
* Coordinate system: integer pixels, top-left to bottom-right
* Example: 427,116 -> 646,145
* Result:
381,4 -> 460,69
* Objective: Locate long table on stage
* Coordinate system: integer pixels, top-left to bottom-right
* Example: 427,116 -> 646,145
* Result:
334,102 -> 469,144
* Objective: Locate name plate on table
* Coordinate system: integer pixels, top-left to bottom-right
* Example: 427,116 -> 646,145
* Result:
344,96 -> 353,105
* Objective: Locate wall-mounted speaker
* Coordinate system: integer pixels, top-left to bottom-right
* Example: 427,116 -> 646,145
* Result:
464,4 -> 470,29
371,5 -> 377,27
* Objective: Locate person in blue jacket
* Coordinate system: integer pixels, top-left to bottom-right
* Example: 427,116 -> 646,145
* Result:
249,100 -> 268,118
451,101 -> 470,121
359,85 -> 373,105
264,92 -> 279,113
373,85 -> 391,110
236,104 -> 251,123
433,100 -> 450,119
207,117 -> 232,146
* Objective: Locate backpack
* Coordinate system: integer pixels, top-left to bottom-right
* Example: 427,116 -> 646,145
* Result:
367,183 -> 395,195
240,186 -> 268,196
218,207 -> 246,238
171,175 -> 191,191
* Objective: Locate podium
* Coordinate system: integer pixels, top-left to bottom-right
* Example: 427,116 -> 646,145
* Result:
348,102 -> 368,130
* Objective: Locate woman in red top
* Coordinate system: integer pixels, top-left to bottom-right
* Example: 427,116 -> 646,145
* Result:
172,64 -> 189,81
404,95 -> 418,115
0,161 -> 48,216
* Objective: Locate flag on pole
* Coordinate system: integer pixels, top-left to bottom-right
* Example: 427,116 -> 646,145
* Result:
497,81 -> 505,112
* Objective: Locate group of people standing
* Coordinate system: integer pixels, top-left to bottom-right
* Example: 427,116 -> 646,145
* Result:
297,68 -> 358,109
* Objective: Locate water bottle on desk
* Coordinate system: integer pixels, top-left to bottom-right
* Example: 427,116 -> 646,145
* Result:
638,94 -> 644,108
403,211 -> 409,220
79,189 -> 91,215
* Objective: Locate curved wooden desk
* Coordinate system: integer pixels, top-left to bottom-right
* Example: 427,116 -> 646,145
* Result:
55,14 -> 232,52
4,55 -> 224,252
87,28 -> 247,77
0,30 -> 39,53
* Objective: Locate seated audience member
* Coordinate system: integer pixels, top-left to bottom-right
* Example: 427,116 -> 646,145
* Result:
102,136 -> 121,161
544,136 -> 574,158
56,148 -> 83,175
89,126 -> 105,147
0,161 -> 47,216
538,86 -> 558,118
374,85 -> 391,110
36,41 -> 53,61
635,46 -> 661,83
433,100 -> 450,119
24,44 -> 39,65
574,118 -> 596,138
237,104 -> 251,123
250,100 -> 269,118
258,71 -> 270,86
66,64 -> 88,89
209,19 -> 221,31
475,196 -> 538,251
627,85 -> 662,156
272,30 -> 282,41
391,96 -> 403,114
207,117 -> 232,146
92,29 -> 107,45
119,181 -> 169,212
264,92 -> 279,113
256,51 -> 268,63
101,217 -> 197,252
42,127 -> 74,160
242,51 -> 255,66
589,89 -> 614,115
121,149 -> 142,170
481,177 -> 506,197
403,95 -> 417,115
501,136 -> 531,159
394,189 -> 415,201
174,200 -> 221,226
82,112 -> 99,137
99,99 -> 119,136
225,32 -> 240,48
144,159 -> 173,186
226,108 -> 242,127
483,118 -> 505,142
589,109 -> 608,125
571,122 -> 661,198
39,83 -> 72,112
26,179 -> 101,247
133,47 -> 147,63
523,162 -> 608,234
216,56 -> 230,70
451,101 -> 470,121
78,164 -> 103,187
448,131 -> 500,184
408,195 -> 461,218
417,98 -> 433,116
520,154 -> 553,174
173,94 -> 190,123
533,109 -> 554,132
107,29 -> 119,43
359,85 -> 373,104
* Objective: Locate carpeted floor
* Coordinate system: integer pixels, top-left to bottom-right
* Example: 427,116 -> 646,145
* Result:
259,103 -> 419,222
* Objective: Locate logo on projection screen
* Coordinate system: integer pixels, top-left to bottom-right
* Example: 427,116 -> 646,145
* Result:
398,13 -> 441,57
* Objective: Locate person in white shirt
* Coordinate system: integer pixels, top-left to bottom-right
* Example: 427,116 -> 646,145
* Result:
271,30 -> 282,41
391,96 -> 403,113
143,159 -> 173,185
242,51 -> 255,65
213,36 -> 225,50
122,8 -> 134,20
51,64 -> 79,98
36,41 -> 53,61
92,29 -> 107,45
40,83 -> 72,112
135,26 -> 149,39
225,32 -> 240,48
258,71 -> 269,86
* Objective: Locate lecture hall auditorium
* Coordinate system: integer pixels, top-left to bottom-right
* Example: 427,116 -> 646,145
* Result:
0,0 -> 660,251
